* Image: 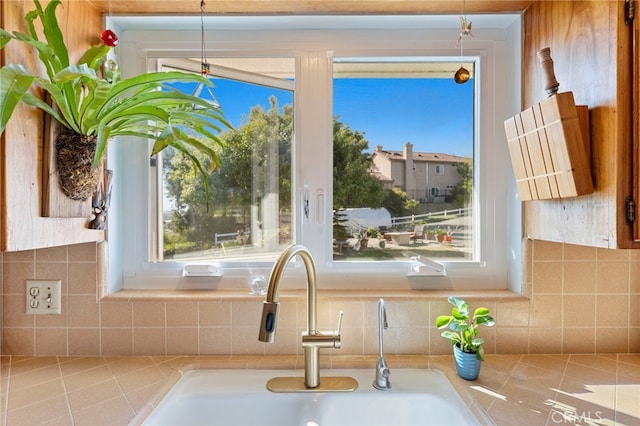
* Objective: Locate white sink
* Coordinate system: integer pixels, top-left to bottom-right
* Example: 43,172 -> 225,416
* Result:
142,369 -> 485,425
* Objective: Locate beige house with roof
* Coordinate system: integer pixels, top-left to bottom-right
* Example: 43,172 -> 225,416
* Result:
370,142 -> 468,203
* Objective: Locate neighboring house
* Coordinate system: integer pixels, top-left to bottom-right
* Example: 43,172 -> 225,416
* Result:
370,142 -> 468,203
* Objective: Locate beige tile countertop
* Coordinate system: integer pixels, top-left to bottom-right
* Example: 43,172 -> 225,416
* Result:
1,354 -> 639,425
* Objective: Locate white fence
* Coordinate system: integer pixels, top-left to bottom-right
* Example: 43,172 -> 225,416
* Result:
214,231 -> 250,246
391,207 -> 471,227
342,207 -> 471,235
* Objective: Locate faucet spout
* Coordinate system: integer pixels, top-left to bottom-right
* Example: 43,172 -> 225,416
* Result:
259,244 -> 352,391
258,244 -> 317,343
373,298 -> 391,390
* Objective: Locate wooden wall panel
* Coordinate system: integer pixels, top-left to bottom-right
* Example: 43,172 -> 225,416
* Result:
634,9 -> 640,243
0,0 -> 104,251
87,0 -> 533,14
522,0 -> 639,249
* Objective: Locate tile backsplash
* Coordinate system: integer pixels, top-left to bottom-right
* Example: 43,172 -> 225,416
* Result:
1,240 -> 639,356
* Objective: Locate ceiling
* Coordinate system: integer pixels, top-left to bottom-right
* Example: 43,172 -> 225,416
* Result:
87,0 -> 534,15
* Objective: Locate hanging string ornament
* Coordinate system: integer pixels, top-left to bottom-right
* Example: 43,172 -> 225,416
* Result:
200,0 -> 210,76
454,1 -> 474,84
193,0 -> 220,108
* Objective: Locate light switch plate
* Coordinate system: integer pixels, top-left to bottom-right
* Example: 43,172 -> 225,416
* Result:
26,280 -> 62,315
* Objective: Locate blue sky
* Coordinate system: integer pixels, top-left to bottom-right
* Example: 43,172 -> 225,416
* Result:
183,76 -> 474,157
334,78 -> 473,156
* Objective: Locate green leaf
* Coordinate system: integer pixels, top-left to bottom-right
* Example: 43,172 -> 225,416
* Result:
435,315 -> 453,329
54,64 -> 99,82
448,296 -> 464,308
93,122 -> 111,168
0,64 -> 36,135
471,337 -> 484,346
448,320 -> 469,332
21,92 -> 64,124
476,314 -> 495,327
38,80 -> 80,133
98,90 -> 205,124
98,71 -> 212,115
107,106 -> 171,131
453,308 -> 470,321
79,82 -> 111,132
78,45 -> 111,71
150,126 -> 175,154
440,331 -> 461,344
0,28 -> 14,49
178,140 -> 219,172
41,0 -> 69,69
170,111 -> 229,147
170,109 -> 228,134
168,135 -> 212,210
474,307 -> 490,316
24,5 -> 41,40
449,297 -> 469,317
10,31 -> 61,79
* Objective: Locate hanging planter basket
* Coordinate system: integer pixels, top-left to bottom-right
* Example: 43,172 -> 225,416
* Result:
55,127 -> 100,201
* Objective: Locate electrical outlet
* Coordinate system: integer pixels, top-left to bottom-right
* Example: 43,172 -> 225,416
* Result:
26,280 -> 62,315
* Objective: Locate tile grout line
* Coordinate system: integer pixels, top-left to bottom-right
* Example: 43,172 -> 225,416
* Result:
1,357 -> 12,426
55,356 -> 74,424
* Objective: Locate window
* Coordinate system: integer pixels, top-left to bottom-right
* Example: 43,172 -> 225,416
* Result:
154,58 -> 295,263
332,59 -> 473,262
107,15 -> 522,293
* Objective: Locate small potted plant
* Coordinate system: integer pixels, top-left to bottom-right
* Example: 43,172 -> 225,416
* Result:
0,0 -> 230,201
435,228 -> 447,242
436,296 -> 495,380
375,229 -> 386,248
425,229 -> 434,241
352,229 -> 368,250
443,227 -> 454,243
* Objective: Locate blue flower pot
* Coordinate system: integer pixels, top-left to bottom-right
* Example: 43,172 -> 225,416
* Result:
453,344 -> 481,380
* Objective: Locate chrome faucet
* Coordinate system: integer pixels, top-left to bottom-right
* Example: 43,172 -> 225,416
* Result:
258,244 -> 357,392
373,298 -> 391,390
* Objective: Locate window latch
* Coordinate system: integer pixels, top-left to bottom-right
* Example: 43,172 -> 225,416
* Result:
304,183 -> 310,219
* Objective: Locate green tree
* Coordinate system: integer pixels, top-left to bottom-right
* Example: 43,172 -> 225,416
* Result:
218,97 -> 293,224
163,101 -> 386,254
449,158 -> 472,208
163,140 -> 229,249
382,187 -> 418,217
332,119 -> 385,209
163,97 -> 293,255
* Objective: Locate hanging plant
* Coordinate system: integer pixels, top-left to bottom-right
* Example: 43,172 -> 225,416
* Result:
0,0 -> 230,200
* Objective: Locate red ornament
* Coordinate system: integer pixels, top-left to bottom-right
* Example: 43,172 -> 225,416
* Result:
100,30 -> 119,47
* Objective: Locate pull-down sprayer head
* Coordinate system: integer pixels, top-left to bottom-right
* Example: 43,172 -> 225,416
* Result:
258,301 -> 279,343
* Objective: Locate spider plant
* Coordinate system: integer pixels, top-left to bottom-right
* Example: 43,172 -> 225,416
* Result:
0,0 -> 230,199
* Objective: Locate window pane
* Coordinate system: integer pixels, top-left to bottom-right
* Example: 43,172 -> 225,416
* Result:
332,60 -> 474,262
159,59 -> 294,261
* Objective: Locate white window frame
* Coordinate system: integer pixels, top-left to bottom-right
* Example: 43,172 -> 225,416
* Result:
106,15 -> 523,294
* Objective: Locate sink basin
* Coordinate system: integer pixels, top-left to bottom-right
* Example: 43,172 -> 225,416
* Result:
142,369 -> 484,425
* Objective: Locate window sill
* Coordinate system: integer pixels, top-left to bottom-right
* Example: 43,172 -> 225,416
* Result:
99,288 -> 528,303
